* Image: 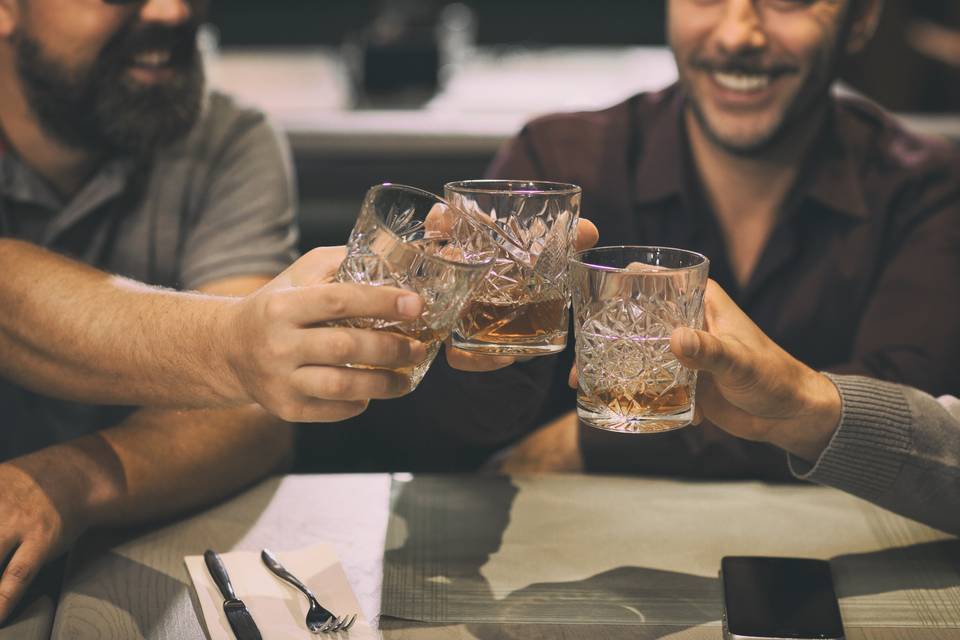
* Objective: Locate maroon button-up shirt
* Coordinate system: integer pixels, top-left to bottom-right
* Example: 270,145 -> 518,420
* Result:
485,84 -> 960,479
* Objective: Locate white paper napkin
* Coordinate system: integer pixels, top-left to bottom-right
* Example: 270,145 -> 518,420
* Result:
185,543 -> 376,639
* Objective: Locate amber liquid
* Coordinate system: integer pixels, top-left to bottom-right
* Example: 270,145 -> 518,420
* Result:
458,296 -> 568,345
592,385 -> 691,417
349,323 -> 444,385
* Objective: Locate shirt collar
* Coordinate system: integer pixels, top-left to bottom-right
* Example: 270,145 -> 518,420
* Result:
633,85 -> 686,206
800,99 -> 870,220
632,84 -> 870,220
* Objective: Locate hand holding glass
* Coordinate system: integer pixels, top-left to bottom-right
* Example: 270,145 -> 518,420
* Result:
333,184 -> 496,391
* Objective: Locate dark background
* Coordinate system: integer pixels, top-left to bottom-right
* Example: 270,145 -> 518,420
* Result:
207,0 -> 960,113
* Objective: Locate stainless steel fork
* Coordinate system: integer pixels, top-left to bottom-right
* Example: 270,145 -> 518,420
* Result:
260,549 -> 358,634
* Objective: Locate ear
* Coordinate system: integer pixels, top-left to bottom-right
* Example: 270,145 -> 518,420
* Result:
846,0 -> 883,54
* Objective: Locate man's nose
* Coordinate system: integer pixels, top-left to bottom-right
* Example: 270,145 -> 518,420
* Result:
714,0 -> 768,54
138,0 -> 192,26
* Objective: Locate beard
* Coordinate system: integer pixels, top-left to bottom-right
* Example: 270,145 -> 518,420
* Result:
14,19 -> 205,157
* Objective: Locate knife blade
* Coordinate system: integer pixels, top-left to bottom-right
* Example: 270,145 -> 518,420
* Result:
203,549 -> 263,640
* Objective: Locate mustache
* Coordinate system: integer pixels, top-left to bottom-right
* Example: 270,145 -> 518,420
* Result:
104,21 -> 200,69
690,55 -> 798,76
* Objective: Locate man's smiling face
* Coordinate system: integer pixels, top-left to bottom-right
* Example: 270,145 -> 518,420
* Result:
669,0 -> 868,154
4,0 -> 207,155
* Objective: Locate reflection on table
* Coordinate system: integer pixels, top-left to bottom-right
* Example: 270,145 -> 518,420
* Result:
21,473 -> 959,640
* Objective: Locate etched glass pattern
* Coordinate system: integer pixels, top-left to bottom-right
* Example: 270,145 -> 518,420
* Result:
571,247 -> 709,433
445,180 -> 581,356
336,184 -> 495,390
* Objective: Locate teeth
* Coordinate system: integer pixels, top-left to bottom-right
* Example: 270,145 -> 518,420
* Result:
712,71 -> 771,92
133,50 -> 171,68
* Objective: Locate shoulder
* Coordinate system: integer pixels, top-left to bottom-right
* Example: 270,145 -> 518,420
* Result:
835,94 -> 960,183
157,91 -> 288,168
518,87 -> 674,164
492,86 -> 678,191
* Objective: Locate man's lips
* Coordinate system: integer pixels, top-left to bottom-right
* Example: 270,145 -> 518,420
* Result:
130,49 -> 172,69
691,63 -> 797,106
692,60 -> 795,89
710,70 -> 772,92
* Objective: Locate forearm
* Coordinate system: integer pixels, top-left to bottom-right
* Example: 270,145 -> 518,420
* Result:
65,406 -> 293,527
789,375 -> 960,534
0,239 -> 245,407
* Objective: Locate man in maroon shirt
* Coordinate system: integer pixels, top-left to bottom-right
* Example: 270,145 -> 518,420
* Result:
489,0 -> 960,478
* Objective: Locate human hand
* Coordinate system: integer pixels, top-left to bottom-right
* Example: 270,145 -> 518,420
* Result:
0,457 -> 90,623
445,217 -> 601,372
224,247 -> 430,423
669,280 -> 841,461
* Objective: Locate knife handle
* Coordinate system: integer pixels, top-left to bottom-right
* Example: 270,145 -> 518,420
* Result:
204,549 -> 238,601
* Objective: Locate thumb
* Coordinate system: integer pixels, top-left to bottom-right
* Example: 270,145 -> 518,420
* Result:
286,246 -> 347,286
671,327 -> 736,376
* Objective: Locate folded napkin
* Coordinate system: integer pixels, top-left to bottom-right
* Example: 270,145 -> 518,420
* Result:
185,543 -> 375,639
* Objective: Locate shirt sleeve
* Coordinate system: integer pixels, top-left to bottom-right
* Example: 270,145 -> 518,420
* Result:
178,109 -> 299,290
790,374 -> 960,535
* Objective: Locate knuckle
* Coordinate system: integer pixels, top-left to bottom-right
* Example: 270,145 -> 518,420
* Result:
323,371 -> 354,399
321,287 -> 350,317
381,335 -> 407,364
326,331 -> 356,363
263,293 -> 292,323
4,561 -> 35,585
264,333 -> 293,361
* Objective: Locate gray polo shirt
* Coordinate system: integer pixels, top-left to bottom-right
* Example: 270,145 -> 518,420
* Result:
0,91 -> 299,460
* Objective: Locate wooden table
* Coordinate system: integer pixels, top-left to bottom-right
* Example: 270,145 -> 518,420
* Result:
16,473 -> 956,640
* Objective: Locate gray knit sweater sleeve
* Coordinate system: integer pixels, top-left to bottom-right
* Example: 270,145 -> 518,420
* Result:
789,375 -> 960,534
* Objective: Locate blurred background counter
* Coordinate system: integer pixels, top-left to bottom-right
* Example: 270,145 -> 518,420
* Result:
202,0 -> 960,251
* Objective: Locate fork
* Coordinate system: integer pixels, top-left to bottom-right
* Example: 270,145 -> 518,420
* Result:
260,549 -> 358,634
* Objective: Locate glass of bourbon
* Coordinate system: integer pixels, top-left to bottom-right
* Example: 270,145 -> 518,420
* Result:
334,184 -> 496,391
444,180 -> 581,356
570,246 -> 709,433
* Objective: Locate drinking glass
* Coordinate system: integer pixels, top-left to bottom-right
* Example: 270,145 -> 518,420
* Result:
334,184 -> 496,390
570,246 -> 709,433
444,180 -> 581,356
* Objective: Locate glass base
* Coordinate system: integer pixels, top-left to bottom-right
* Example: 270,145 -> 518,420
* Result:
451,332 -> 567,357
577,401 -> 693,434
347,341 -> 441,392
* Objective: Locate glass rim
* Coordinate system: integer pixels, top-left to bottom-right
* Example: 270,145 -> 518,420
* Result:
365,183 -> 496,271
572,245 -> 710,275
444,179 -> 582,197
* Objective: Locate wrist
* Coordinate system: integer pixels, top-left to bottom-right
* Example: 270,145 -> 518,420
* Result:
209,296 -> 251,405
771,369 -> 842,462
13,437 -> 121,533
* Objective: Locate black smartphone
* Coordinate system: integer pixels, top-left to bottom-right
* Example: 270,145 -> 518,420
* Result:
720,556 -> 845,640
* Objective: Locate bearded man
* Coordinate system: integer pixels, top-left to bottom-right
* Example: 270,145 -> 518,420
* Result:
0,0 -> 302,622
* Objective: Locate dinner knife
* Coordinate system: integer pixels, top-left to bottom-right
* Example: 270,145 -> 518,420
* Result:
203,549 -> 263,640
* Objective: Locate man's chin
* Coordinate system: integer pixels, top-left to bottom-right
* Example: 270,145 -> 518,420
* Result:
693,107 -> 787,156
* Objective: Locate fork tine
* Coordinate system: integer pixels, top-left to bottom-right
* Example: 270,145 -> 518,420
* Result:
320,617 -> 339,633
341,614 -> 358,630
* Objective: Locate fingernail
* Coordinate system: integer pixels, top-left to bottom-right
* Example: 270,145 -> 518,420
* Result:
678,329 -> 699,357
397,294 -> 421,318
